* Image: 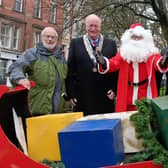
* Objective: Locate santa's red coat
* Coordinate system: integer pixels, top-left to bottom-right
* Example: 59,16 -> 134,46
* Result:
105,52 -> 165,112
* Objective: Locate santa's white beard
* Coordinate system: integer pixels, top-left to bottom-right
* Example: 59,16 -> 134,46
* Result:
120,29 -> 159,63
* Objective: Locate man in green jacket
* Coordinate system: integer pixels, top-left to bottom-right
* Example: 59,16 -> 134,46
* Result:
8,27 -> 70,115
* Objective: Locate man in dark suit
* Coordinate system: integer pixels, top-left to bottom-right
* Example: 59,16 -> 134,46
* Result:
156,47 -> 168,95
66,14 -> 118,116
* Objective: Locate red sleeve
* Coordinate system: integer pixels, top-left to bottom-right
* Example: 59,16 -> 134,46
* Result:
108,52 -> 123,72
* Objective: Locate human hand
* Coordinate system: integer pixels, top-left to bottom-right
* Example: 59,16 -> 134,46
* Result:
18,78 -> 31,90
70,98 -> 77,107
107,89 -> 115,100
160,49 -> 168,68
96,49 -> 107,70
61,92 -> 70,101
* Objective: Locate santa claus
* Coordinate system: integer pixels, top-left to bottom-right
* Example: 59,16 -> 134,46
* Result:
97,23 -> 168,112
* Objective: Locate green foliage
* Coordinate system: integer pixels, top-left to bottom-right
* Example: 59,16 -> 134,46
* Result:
160,86 -> 167,96
127,98 -> 168,168
41,159 -> 66,168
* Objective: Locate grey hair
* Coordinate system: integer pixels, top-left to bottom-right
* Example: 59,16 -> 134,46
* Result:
41,27 -> 58,38
85,14 -> 101,26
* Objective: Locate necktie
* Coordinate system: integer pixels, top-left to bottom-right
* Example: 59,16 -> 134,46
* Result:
93,40 -> 97,47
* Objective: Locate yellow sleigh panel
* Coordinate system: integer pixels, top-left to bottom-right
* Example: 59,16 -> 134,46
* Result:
26,112 -> 83,162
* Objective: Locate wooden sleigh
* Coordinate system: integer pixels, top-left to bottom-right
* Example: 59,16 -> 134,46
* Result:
0,83 -> 163,168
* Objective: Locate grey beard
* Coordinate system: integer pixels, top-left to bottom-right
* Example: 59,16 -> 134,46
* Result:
42,40 -> 57,50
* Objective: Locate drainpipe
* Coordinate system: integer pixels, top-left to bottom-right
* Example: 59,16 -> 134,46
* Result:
23,0 -> 27,51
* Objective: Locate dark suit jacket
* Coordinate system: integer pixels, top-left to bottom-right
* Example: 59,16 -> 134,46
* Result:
156,47 -> 168,95
66,36 -> 118,115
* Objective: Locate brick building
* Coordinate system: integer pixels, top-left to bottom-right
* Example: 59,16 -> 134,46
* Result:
0,0 -> 65,84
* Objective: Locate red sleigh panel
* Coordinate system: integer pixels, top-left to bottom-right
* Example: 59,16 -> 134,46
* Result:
0,83 -> 48,168
0,125 -> 48,168
0,83 -> 34,147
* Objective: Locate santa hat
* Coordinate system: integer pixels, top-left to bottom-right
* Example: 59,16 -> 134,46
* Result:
129,23 -> 143,29
128,23 -> 145,37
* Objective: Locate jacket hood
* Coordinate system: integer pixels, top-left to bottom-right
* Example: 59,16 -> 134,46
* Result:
36,42 -> 63,60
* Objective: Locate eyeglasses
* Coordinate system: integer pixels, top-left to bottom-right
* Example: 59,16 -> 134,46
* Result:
44,35 -> 57,40
131,35 -> 143,41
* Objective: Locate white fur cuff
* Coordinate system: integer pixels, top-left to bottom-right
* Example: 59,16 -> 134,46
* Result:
97,57 -> 109,74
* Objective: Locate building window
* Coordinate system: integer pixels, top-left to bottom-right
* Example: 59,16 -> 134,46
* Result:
49,5 -> 57,24
13,27 -> 20,49
0,59 -> 7,84
14,0 -> 23,12
34,0 -> 41,18
1,24 -> 12,48
34,31 -> 41,47
1,24 -> 20,50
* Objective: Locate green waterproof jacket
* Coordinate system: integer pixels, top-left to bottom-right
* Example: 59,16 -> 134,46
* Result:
28,56 -> 69,115
8,43 -> 71,115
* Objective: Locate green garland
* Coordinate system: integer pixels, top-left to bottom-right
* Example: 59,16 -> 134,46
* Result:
127,98 -> 168,168
41,159 -> 65,168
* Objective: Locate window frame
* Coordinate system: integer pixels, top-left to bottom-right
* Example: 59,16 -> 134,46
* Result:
1,24 -> 12,49
33,0 -> 42,19
13,27 -> 20,49
34,30 -> 41,47
14,0 -> 23,12
0,0 -> 2,6
49,5 -> 57,24
0,23 -> 20,50
0,59 -> 8,84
